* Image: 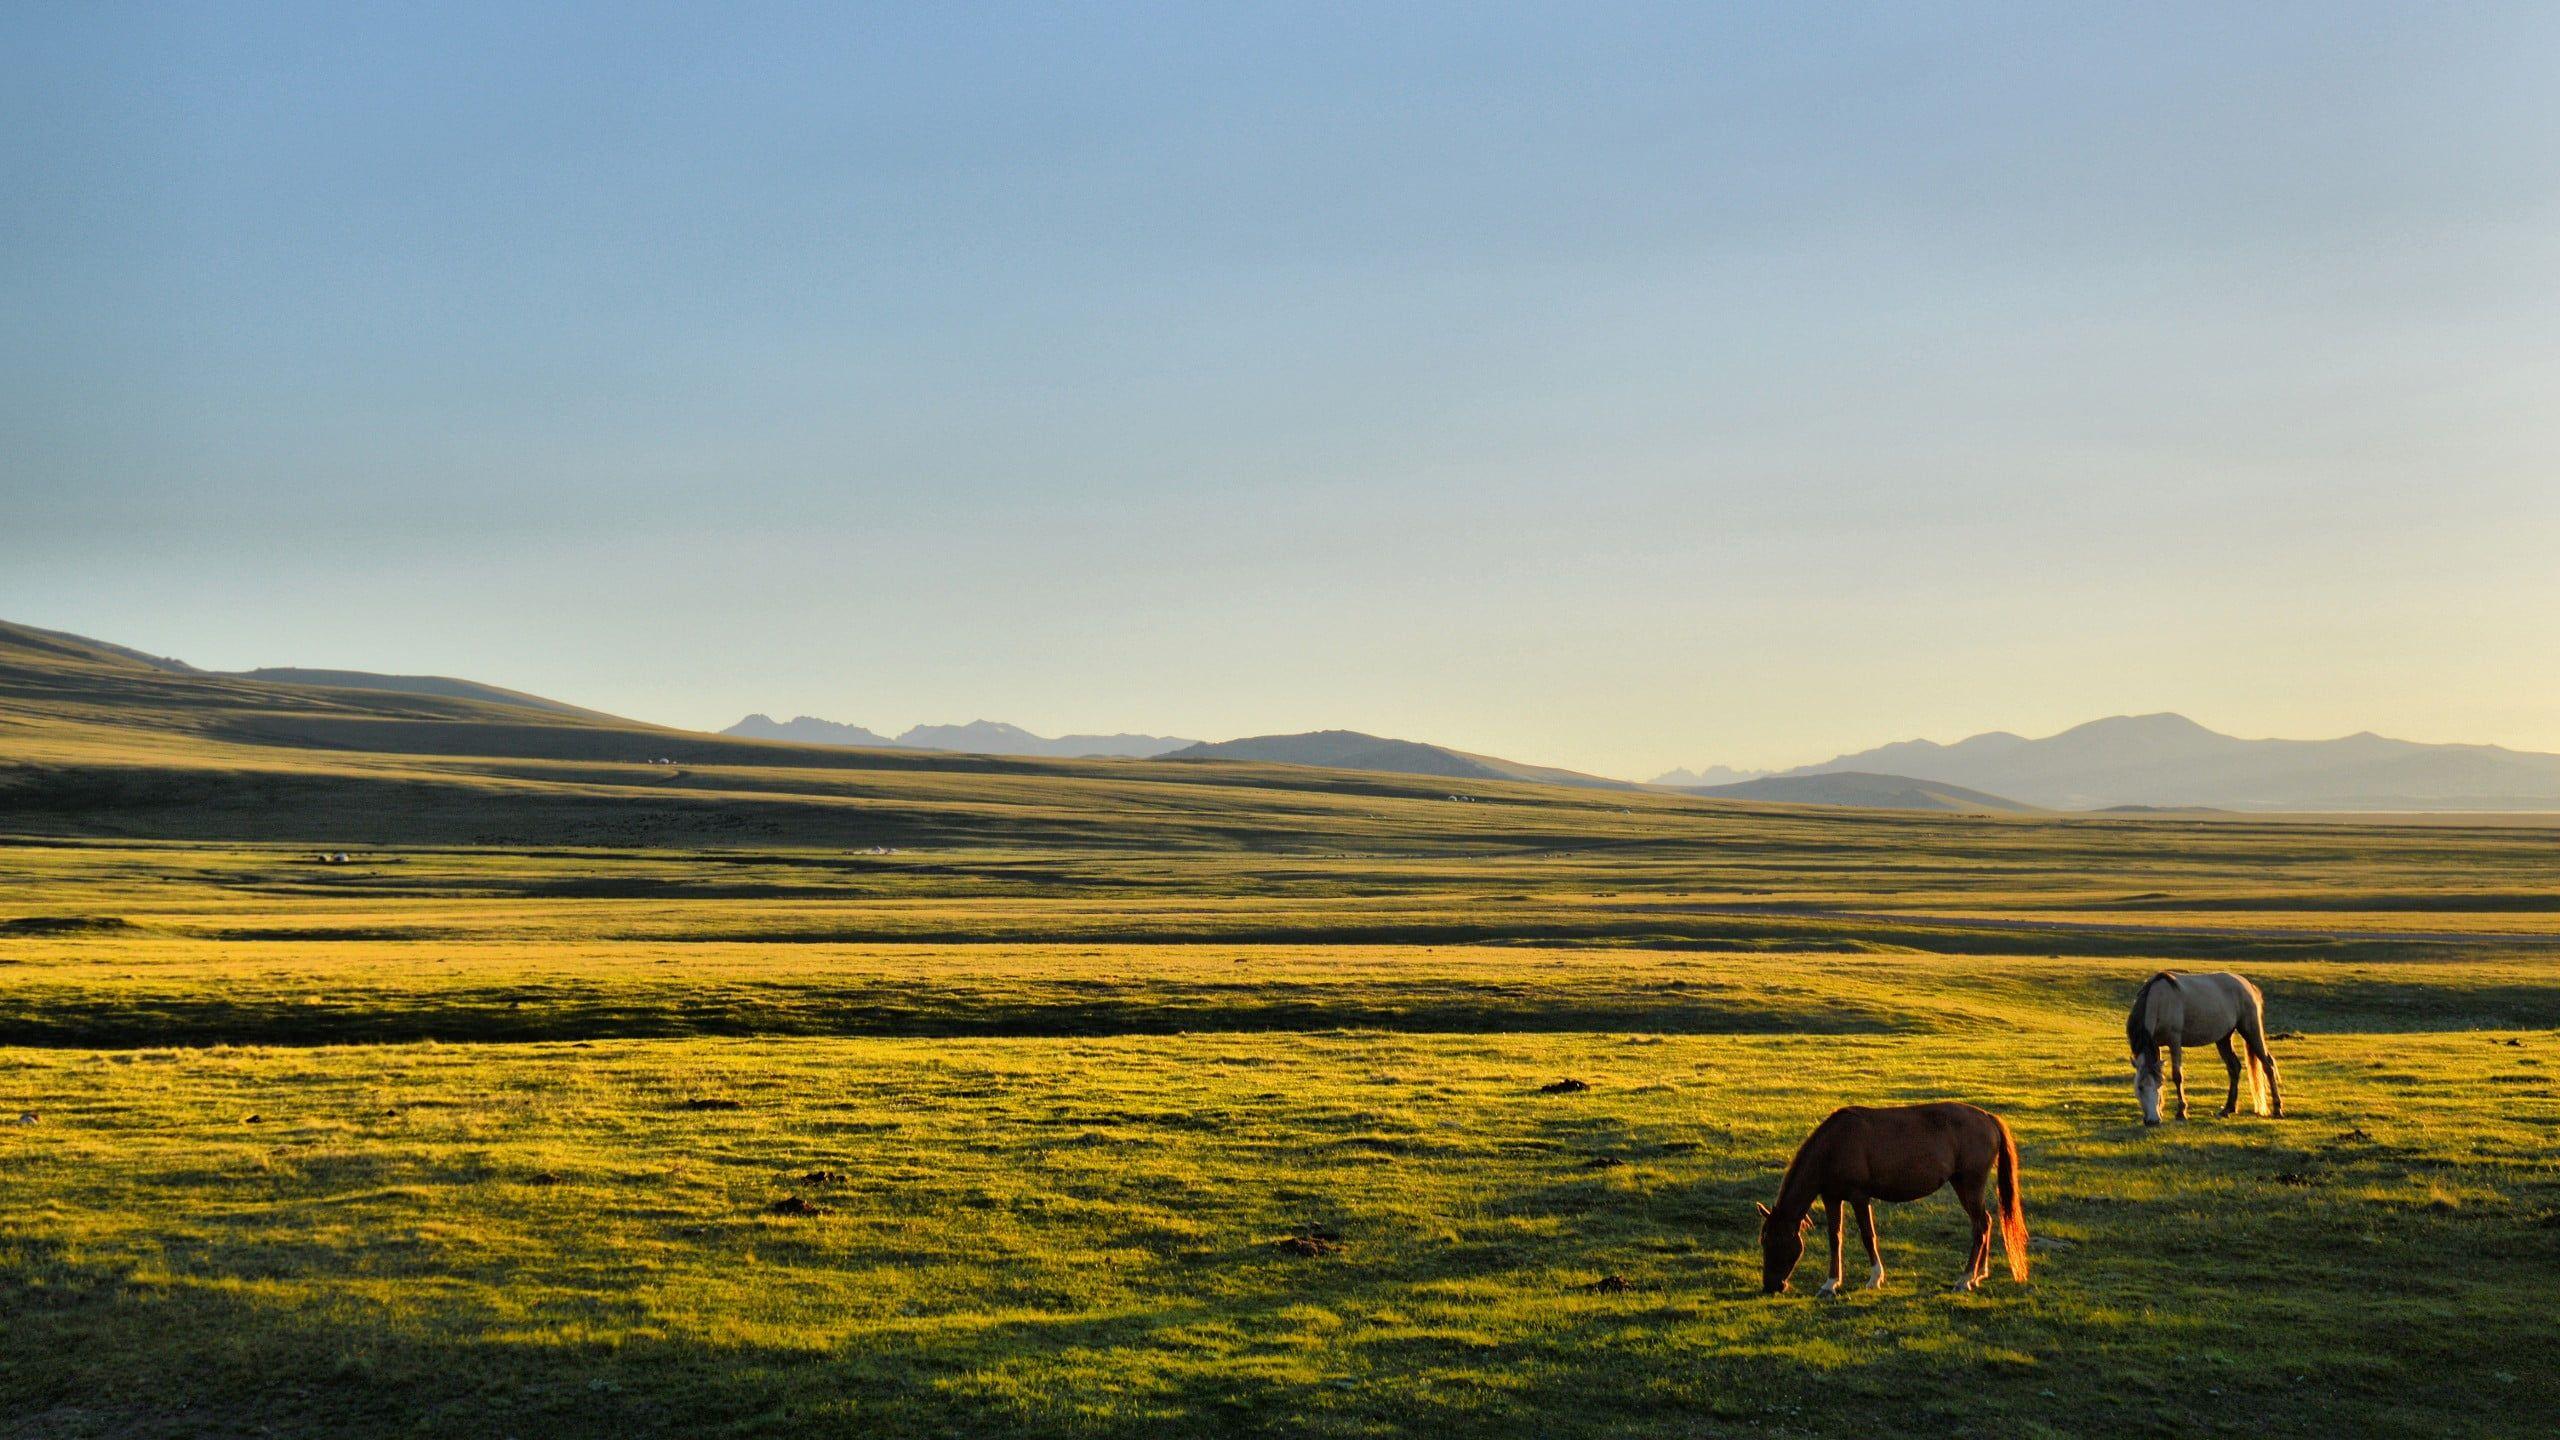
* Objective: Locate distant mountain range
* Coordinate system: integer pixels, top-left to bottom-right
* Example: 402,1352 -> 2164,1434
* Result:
723,714 -> 1196,759
20,618 -> 2560,813
1769,713 -> 2560,811
1651,764 -> 1772,788
1162,731 -> 1642,792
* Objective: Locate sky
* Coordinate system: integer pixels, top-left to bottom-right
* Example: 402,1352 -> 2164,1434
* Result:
6,2 -> 2557,779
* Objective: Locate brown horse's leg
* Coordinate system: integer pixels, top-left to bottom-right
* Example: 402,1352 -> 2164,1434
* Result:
1816,1198 -> 1846,1297
1854,1199 -> 1884,1289
1955,1177 -> 1993,1292
2216,1035 -> 2243,1117
2169,1041 -> 2189,1121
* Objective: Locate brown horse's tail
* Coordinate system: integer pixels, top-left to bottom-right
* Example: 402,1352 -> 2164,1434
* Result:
1994,1116 -> 2029,1284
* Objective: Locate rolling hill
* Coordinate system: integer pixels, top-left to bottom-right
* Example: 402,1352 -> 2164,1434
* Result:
0,620 -> 1675,850
1161,730 -> 1643,792
1678,770 -> 2038,813
234,668 -> 625,721
0,620 -> 621,721
1784,712 -> 2560,811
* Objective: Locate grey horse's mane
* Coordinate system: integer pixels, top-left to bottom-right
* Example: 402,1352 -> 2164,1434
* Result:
2125,971 -> 2176,1063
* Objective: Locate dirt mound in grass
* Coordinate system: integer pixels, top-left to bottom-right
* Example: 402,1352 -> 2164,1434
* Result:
1538,1078 -> 1591,1094
766,1195 -> 830,1217
679,1097 -> 745,1111
0,915 -> 142,937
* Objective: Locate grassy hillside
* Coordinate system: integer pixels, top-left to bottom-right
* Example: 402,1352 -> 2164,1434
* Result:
1680,770 -> 2038,813
1163,730 -> 1643,792
233,667 -> 627,721
5,619 -> 2558,1437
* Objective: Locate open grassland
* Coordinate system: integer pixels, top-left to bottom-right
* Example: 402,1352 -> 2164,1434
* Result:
4,631 -> 2558,1435
6,834 -> 2559,1438
4,1014 -> 2556,1437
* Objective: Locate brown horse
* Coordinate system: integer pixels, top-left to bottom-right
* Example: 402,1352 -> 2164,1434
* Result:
1756,1102 -> 2027,1295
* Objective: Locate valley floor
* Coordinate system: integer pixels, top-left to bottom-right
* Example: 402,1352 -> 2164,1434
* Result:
4,835 -> 2557,1438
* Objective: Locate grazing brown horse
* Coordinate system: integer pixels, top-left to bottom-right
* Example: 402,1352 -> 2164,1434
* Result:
2126,970 -> 2283,1126
1757,1102 -> 2027,1296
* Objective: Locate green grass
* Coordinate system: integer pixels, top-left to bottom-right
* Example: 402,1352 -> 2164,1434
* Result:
4,629 -> 2558,1435
6,1021 -> 2555,1437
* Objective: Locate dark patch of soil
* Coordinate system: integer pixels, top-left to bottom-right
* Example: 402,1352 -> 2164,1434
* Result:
798,1169 -> 850,1187
1538,1079 -> 1591,1094
1584,1274 -> 1634,1293
680,1097 -> 745,1111
766,1195 -> 830,1217
2269,1031 -> 2307,1041
1581,1155 -> 1626,1170
0,916 -> 140,937
2274,1171 -> 2322,1187
1277,1223 -> 1344,1257
526,1171 -> 565,1186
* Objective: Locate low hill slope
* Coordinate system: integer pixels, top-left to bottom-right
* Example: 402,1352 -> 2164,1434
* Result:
1680,770 -> 2037,813
1162,731 -> 1641,792
237,668 -> 624,721
0,619 -> 1676,849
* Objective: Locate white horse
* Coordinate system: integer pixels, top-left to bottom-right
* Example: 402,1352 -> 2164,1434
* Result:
2126,970 -> 2283,1125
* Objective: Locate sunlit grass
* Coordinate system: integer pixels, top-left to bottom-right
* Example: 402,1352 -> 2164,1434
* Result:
6,1020 -> 2554,1437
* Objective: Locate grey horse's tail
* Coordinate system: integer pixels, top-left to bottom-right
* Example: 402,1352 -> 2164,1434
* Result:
2237,982 -> 2273,1116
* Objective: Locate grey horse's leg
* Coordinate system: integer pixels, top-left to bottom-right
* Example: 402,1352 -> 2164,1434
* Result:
1855,1199 -> 1884,1289
2170,1040 -> 2189,1121
2216,1034 -> 2243,1116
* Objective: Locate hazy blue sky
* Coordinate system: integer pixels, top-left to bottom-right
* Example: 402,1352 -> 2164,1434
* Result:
7,2 -> 2556,777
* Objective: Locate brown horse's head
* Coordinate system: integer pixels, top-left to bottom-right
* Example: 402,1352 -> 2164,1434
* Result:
1756,1202 -> 1812,1294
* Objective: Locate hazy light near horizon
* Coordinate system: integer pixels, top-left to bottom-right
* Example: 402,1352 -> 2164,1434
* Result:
5,3 -> 2556,778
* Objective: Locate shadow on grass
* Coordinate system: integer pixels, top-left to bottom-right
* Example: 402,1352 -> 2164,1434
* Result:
0,978 -> 1934,1049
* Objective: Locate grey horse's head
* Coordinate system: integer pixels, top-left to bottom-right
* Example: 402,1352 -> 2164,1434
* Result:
2131,1049 -> 2164,1126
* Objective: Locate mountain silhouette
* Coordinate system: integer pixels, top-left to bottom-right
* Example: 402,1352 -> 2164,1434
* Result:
720,714 -> 1194,759
1782,713 -> 2560,811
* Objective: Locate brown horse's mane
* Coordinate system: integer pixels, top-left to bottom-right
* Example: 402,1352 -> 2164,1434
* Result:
1772,1108 -> 1857,1218
2126,971 -> 2177,1062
